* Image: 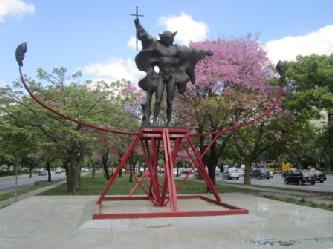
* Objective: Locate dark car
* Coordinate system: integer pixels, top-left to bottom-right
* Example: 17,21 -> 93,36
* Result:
312,170 -> 326,183
252,168 -> 270,179
284,170 -> 315,185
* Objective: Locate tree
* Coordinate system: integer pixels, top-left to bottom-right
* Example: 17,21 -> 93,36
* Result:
3,67 -> 140,193
173,38 -> 276,184
0,86 -> 40,173
285,54 -> 333,170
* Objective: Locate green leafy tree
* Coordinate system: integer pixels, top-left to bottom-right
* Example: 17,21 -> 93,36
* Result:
285,54 -> 333,170
3,67 -> 139,193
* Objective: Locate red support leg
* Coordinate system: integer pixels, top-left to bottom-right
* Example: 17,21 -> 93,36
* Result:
94,127 -> 248,219
140,140 -> 159,205
150,138 -> 161,205
186,135 -> 221,203
97,132 -> 141,204
163,129 -> 178,212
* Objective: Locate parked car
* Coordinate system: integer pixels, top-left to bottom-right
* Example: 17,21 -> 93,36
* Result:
236,168 -> 244,177
37,168 -> 47,176
252,167 -> 270,179
55,168 -> 62,174
223,169 -> 240,180
180,169 -> 191,176
311,170 -> 327,183
284,170 -> 315,185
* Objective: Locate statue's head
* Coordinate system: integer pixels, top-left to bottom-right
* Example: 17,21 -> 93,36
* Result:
159,31 -> 177,46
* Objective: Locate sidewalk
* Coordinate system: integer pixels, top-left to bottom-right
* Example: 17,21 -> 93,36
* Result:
0,193 -> 332,249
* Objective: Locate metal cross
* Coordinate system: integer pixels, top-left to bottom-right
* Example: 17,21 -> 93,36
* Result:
130,6 -> 144,50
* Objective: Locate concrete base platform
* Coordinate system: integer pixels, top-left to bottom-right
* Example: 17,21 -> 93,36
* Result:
0,193 -> 333,249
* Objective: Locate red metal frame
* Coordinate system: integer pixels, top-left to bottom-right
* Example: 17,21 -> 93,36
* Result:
93,128 -> 248,219
18,57 -> 284,220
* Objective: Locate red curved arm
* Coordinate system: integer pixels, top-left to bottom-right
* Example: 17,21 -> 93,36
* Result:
190,87 -> 284,159
19,66 -> 283,141
19,67 -> 138,136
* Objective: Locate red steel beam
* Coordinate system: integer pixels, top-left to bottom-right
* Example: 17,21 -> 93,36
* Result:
163,129 -> 178,212
93,209 -> 248,219
186,135 -> 221,203
97,132 -> 141,204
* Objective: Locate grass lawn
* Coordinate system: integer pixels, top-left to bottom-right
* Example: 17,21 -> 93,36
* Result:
41,172 -> 333,212
41,172 -> 246,196
0,181 -> 58,201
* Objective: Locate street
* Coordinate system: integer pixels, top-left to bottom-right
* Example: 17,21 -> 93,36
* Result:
0,171 -> 66,193
221,174 -> 333,192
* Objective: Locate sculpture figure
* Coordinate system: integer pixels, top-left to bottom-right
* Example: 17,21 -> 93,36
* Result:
134,17 -> 213,127
276,60 -> 286,82
15,42 -> 27,66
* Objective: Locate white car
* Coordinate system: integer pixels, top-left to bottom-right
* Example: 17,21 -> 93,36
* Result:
223,170 -> 240,180
55,168 -> 62,174
236,168 -> 244,177
37,168 -> 47,176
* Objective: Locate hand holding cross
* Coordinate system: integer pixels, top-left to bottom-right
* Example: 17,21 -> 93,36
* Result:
130,6 -> 144,50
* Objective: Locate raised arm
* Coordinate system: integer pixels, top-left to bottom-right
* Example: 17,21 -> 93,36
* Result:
134,18 -> 155,45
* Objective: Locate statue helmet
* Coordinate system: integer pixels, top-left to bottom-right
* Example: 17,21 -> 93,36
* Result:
159,30 -> 177,39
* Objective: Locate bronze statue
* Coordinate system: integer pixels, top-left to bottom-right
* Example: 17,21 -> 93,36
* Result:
276,60 -> 286,82
133,17 -> 213,127
15,42 -> 27,66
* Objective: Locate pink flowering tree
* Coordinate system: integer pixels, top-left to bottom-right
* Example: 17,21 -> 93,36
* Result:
173,38 -> 280,184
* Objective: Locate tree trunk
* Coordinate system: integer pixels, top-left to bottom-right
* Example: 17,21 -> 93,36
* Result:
207,146 -> 217,185
176,162 -> 180,177
197,126 -> 204,181
67,153 -> 81,194
63,161 -> 69,176
207,133 -> 219,185
88,154 -> 96,178
244,160 -> 252,185
46,161 -> 52,182
102,152 -> 110,180
66,144 -> 84,194
129,163 -> 134,183
118,167 -> 123,177
92,164 -> 96,178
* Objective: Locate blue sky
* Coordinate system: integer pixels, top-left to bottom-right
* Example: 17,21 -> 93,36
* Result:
1,0 -> 333,87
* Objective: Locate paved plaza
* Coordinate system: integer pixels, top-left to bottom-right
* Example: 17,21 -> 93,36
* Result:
0,193 -> 332,249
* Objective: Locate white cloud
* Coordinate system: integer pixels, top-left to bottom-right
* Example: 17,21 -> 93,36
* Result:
82,58 -> 145,84
265,25 -> 333,63
127,36 -> 142,50
0,0 -> 35,22
158,13 -> 208,45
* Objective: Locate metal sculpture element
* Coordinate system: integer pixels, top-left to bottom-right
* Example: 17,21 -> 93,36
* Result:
276,60 -> 286,82
133,16 -> 213,127
15,42 -> 27,66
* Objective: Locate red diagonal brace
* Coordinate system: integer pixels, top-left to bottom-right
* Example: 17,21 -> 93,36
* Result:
186,135 -> 221,203
97,132 -> 141,204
